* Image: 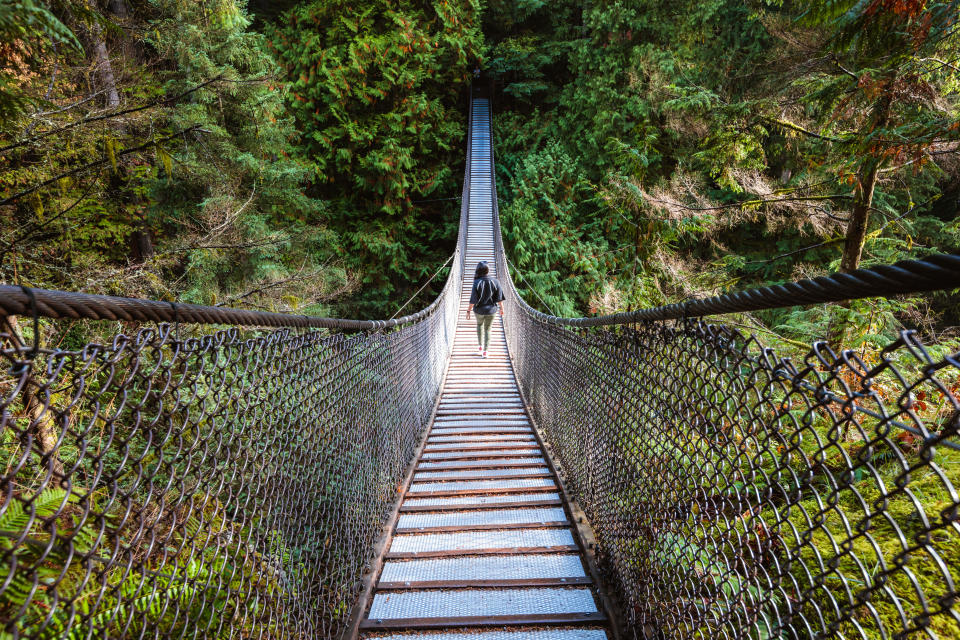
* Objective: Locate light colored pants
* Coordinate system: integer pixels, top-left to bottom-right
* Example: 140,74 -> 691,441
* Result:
475,314 -> 494,351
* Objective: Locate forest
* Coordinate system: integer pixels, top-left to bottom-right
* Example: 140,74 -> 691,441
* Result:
1,0 -> 956,338
1,2 -> 959,639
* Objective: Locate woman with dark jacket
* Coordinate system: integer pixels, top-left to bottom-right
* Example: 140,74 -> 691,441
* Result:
466,261 -> 505,358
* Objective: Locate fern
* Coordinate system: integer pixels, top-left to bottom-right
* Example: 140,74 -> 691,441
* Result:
0,488 -> 68,537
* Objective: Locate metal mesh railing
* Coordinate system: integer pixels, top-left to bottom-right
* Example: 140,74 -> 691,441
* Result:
484,127 -> 960,636
0,304 -> 458,638
0,138 -> 470,639
501,309 -> 960,639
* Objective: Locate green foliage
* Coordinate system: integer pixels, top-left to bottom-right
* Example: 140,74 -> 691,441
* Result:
269,0 -> 483,315
485,0 -> 960,337
497,127 -> 611,315
144,0 -> 342,310
0,487 -> 283,638
0,1 -> 83,123
0,0 -> 343,316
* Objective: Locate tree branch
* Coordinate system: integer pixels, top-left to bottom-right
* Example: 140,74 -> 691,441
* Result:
831,55 -> 860,81
0,76 -> 223,154
0,174 -> 100,256
0,126 -> 202,207
762,116 -> 846,142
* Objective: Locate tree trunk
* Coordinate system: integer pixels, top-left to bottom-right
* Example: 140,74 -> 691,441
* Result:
1,316 -> 65,482
828,93 -> 894,347
839,163 -> 880,273
839,93 -> 893,274
130,228 -> 155,262
91,23 -> 121,108
107,0 -> 128,18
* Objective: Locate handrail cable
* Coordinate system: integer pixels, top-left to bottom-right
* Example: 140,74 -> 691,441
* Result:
388,253 -> 455,321
3,248 -> 958,330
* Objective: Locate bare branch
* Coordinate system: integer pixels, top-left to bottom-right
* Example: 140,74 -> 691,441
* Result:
831,55 -> 860,81
762,116 -> 846,142
205,186 -> 257,238
0,76 -> 224,154
0,126 -> 202,207
0,174 -> 100,256
215,268 -> 328,307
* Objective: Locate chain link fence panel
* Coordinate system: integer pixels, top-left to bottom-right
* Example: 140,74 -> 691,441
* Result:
0,252 -> 461,639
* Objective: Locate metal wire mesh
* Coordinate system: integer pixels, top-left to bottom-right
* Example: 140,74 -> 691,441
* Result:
500,306 -> 960,639
0,263 -> 460,638
483,130 -> 960,640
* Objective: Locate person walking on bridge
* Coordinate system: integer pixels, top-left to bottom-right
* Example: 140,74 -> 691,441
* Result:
465,261 -> 504,359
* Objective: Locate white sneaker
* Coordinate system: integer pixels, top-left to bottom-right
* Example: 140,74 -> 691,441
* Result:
478,346 -> 483,356
482,350 -> 488,359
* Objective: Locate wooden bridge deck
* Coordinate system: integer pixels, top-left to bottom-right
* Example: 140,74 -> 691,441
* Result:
358,100 -> 609,639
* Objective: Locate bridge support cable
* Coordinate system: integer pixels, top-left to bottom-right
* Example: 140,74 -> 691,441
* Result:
487,123 -> 960,639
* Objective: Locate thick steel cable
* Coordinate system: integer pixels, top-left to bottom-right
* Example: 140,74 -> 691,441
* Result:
503,251 -> 960,327
0,278 -> 453,330
389,254 -> 455,321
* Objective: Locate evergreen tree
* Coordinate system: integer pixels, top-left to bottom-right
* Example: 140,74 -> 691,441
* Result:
485,0 -> 960,335
269,0 -> 483,315
0,0 -> 342,313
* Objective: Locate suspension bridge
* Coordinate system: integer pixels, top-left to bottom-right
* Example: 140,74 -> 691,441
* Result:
1,92 -> 959,639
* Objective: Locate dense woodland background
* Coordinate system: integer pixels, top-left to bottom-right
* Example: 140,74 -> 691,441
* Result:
1,3 -> 959,638
1,0 -> 958,343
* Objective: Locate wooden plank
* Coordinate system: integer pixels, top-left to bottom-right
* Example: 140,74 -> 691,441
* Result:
425,440 -> 536,447
406,486 -> 557,498
384,544 -> 580,560
421,450 -> 540,458
435,417 -> 527,421
431,420 -> 531,426
416,461 -> 545,472
425,437 -> 536,444
376,577 -> 593,590
430,431 -> 532,436
437,406 -> 525,411
359,612 -> 607,630
437,409 -> 527,414
412,472 -> 553,483
424,441 -> 538,447
399,500 -> 564,513
422,445 -> 539,453
395,521 -> 569,534
440,393 -> 520,398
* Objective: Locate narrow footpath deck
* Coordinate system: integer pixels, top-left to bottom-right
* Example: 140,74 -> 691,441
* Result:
358,100 -> 609,638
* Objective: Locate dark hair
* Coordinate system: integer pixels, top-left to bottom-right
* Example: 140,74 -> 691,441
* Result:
474,261 -> 489,278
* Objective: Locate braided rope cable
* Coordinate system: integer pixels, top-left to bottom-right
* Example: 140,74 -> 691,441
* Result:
518,252 -> 960,327
0,252 -> 467,331
489,168 -> 960,328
